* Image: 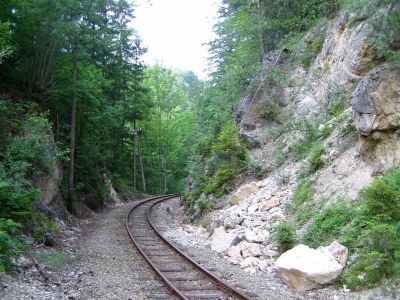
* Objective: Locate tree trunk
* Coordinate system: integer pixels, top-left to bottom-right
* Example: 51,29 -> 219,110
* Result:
67,46 -> 77,213
138,137 -> 147,192
256,0 -> 265,61
133,119 -> 137,192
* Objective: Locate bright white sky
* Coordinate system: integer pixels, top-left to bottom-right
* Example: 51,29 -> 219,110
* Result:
133,0 -> 221,79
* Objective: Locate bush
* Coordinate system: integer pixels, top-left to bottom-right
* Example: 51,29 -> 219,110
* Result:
302,201 -> 355,248
362,169 -> 400,220
0,218 -> 24,271
299,169 -> 400,290
308,144 -> 325,174
292,179 -> 314,210
274,223 -> 296,252
344,251 -> 393,290
0,181 -> 40,270
30,250 -> 69,271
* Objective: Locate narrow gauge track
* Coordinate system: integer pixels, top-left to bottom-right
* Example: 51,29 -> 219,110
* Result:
126,194 -> 253,300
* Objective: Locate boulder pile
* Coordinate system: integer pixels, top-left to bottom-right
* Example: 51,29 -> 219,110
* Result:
208,181 -> 293,274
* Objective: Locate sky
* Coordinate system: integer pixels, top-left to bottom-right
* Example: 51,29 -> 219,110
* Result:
133,0 -> 221,79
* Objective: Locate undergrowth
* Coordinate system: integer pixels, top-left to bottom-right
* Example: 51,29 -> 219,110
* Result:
300,169 -> 400,290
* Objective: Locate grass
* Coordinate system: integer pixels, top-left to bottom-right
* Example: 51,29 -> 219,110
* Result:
29,250 -> 70,271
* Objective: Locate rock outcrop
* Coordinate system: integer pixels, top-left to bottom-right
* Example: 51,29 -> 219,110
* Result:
351,66 -> 400,173
34,158 -> 67,219
275,242 -> 348,291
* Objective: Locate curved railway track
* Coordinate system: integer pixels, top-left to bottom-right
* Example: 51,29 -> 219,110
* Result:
126,194 -> 254,300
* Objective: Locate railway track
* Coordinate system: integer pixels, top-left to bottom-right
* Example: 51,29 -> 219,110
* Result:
126,194 -> 254,300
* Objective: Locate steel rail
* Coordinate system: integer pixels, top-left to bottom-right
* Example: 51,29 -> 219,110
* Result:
126,194 -> 253,300
147,197 -> 252,300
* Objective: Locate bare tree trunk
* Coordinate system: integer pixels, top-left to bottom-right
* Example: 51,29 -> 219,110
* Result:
67,46 -> 77,213
256,0 -> 265,61
133,119 -> 137,192
138,137 -> 146,192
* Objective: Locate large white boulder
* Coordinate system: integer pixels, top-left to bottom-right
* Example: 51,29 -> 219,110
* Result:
275,243 -> 347,291
210,226 -> 239,253
230,182 -> 259,205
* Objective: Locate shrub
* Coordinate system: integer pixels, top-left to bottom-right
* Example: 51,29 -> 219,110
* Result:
344,251 -> 393,290
299,169 -> 400,290
303,201 -> 355,248
292,179 -> 314,210
30,250 -> 69,271
308,144 -> 325,174
274,223 -> 296,252
0,218 -> 24,271
362,168 -> 400,220
260,95 -> 282,123
0,181 -> 39,270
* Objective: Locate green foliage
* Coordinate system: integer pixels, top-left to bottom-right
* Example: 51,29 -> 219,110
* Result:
7,115 -> 60,170
361,169 -> 400,220
342,0 -> 400,62
292,179 -> 314,210
0,181 -> 39,270
303,201 -> 355,248
30,250 -> 69,271
0,21 -> 13,64
299,169 -> 400,289
31,211 -> 59,243
0,218 -> 23,271
308,144 -> 325,174
259,94 -> 282,123
248,160 -> 269,179
274,223 -> 297,252
199,121 -> 247,197
195,198 -> 215,214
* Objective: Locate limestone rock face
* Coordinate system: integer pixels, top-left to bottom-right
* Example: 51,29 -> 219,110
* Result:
210,226 -> 239,253
275,243 -> 347,291
34,159 -> 67,219
230,182 -> 259,205
351,66 -> 400,173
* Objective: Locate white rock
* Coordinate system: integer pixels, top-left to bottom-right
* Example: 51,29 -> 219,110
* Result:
230,182 -> 259,205
243,229 -> 259,243
268,210 -> 285,223
259,196 -> 280,211
224,216 -> 244,230
258,259 -> 269,271
275,244 -> 345,291
227,245 -> 242,265
318,241 -> 348,267
263,249 -> 279,259
210,226 -> 239,253
239,241 -> 262,257
227,205 -> 244,217
247,203 -> 259,214
240,257 -> 259,269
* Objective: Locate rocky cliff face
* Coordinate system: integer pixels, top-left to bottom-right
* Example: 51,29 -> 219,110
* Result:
193,9 -> 400,288
32,132 -> 67,220
351,66 -> 400,173
33,159 -> 66,219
